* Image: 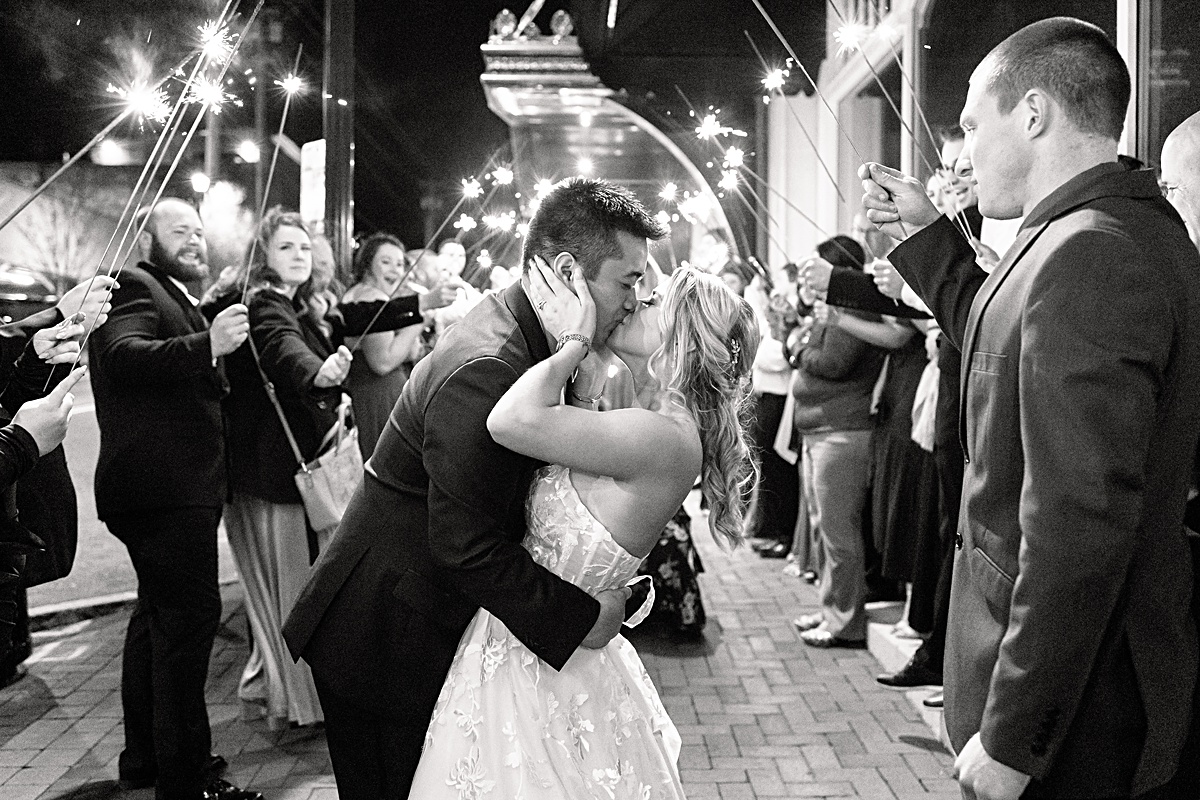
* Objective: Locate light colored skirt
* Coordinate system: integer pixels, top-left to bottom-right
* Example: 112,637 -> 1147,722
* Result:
224,493 -> 332,729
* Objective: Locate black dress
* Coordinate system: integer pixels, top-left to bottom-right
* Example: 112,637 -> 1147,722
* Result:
628,506 -> 706,638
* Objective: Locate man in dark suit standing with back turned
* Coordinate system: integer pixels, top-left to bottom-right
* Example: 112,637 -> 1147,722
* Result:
90,198 -> 260,800
861,17 -> 1199,800
284,177 -> 665,799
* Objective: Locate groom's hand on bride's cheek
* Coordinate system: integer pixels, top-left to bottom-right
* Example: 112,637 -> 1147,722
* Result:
581,587 -> 633,649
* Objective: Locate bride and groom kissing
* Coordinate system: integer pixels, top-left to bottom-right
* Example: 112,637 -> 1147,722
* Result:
282,177 -> 760,799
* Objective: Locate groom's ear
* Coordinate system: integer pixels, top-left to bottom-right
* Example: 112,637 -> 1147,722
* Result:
552,252 -> 577,282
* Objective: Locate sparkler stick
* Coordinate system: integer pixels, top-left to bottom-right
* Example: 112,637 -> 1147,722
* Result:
240,45 -> 305,304
737,170 -> 868,267
742,31 -> 846,207
747,0 -> 871,168
824,0 -> 976,245
73,1 -> 267,365
347,143 -> 513,353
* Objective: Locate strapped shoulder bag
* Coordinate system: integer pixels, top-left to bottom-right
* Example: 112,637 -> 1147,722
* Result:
248,337 -> 363,532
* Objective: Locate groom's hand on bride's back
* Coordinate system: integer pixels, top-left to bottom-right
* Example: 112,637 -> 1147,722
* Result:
582,587 -> 633,649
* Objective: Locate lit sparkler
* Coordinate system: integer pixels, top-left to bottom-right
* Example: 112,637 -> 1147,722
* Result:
462,177 -> 484,199
482,210 -> 516,232
655,210 -> 671,227
658,182 -> 678,202
453,213 -> 478,232
198,21 -> 232,63
534,178 -> 555,199
723,147 -> 745,169
478,249 -> 493,270
833,22 -> 873,56
276,73 -> 304,95
762,68 -> 788,92
491,166 -> 514,185
107,82 -> 170,124
695,113 -> 747,141
516,221 -> 530,238
187,78 -> 235,112
718,170 -> 739,192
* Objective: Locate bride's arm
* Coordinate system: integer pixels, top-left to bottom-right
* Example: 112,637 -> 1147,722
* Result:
487,340 -> 691,480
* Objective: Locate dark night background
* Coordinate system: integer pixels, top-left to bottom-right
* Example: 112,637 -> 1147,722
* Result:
0,0 -> 826,248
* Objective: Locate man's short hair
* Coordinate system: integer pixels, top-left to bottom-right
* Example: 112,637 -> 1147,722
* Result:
937,125 -> 964,146
984,17 -> 1129,141
522,177 -> 667,279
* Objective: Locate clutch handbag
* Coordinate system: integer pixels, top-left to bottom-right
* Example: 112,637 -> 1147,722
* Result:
249,337 -> 363,532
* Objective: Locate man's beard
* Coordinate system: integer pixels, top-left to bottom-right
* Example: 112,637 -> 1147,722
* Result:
148,237 -> 205,281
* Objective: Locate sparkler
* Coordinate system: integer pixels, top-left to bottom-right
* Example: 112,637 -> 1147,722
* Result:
722,147 -> 745,169
107,82 -> 171,125
762,68 -> 788,93
744,32 -> 847,207
453,214 -> 478,232
718,170 -> 739,192
241,45 -> 306,304
491,166 -> 514,185
462,177 -> 484,199
658,182 -> 678,203
198,20 -> 233,64
534,178 -> 555,199
73,0 -> 267,366
824,0 -> 976,244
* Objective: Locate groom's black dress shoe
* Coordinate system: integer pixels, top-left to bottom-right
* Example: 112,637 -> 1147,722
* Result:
202,778 -> 264,800
877,650 -> 942,688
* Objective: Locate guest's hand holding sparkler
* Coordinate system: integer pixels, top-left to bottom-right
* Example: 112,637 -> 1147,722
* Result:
870,259 -> 906,300
970,238 -> 1001,272
859,163 -> 942,242
314,345 -> 353,388
12,365 -> 86,456
58,275 -> 117,334
32,313 -> 89,365
209,303 -> 250,358
798,256 -> 833,297
419,282 -> 462,314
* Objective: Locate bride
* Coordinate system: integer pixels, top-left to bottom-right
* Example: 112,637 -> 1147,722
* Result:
406,259 -> 760,799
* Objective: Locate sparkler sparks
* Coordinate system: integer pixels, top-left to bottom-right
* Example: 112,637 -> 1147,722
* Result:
655,210 -> 671,227
461,177 -> 484,199
490,166 -> 514,185
453,214 -> 477,232
107,82 -> 170,124
186,78 -> 235,112
718,170 -> 739,192
482,210 -> 516,232
762,68 -> 789,92
695,113 -> 747,141
276,74 -> 304,95
834,22 -> 873,56
534,178 -> 555,199
516,221 -> 530,238
478,249 -> 493,270
723,147 -> 745,169
658,182 -> 678,202
198,21 -> 232,63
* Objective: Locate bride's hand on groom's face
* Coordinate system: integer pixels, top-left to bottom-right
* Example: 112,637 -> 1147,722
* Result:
529,255 -> 596,343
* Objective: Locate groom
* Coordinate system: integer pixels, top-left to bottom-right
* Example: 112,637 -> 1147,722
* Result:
283,177 -> 667,798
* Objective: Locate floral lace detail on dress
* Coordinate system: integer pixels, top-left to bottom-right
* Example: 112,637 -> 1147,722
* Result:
408,465 -> 686,800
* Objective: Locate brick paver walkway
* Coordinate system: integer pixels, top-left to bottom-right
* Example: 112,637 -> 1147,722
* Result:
1,496 -> 958,799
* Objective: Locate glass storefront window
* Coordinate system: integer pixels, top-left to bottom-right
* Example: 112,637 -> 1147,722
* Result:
1138,0 -> 1200,166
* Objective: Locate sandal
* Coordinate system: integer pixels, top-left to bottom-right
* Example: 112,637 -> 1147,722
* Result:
800,628 -> 867,649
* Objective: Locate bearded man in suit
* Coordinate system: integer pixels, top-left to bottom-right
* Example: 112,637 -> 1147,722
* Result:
90,198 -> 259,800
860,17 -> 1199,800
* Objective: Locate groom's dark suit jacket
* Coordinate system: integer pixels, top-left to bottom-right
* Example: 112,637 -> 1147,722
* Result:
283,282 -> 601,717
890,163 -> 1200,798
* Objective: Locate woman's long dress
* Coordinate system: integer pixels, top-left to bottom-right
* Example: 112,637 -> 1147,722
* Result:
407,464 -> 686,800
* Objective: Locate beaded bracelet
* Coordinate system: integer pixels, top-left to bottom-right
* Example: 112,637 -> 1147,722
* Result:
556,333 -> 591,355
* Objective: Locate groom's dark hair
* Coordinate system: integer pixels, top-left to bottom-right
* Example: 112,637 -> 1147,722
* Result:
522,177 -> 666,280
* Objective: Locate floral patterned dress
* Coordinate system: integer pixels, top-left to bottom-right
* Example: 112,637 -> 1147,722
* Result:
407,465 -> 686,800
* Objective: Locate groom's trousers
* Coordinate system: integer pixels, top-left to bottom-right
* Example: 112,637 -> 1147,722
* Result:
314,675 -> 427,800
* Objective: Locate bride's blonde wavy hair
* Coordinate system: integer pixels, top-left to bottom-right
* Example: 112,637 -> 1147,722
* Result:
649,267 -> 761,549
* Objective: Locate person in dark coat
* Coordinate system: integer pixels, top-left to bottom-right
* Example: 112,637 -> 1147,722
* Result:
89,198 -> 260,800
862,18 -> 1199,800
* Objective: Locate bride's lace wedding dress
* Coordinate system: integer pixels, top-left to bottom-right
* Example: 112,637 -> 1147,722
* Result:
407,464 -> 687,800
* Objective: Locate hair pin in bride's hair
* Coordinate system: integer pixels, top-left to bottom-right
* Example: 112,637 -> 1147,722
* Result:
729,338 -> 741,369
